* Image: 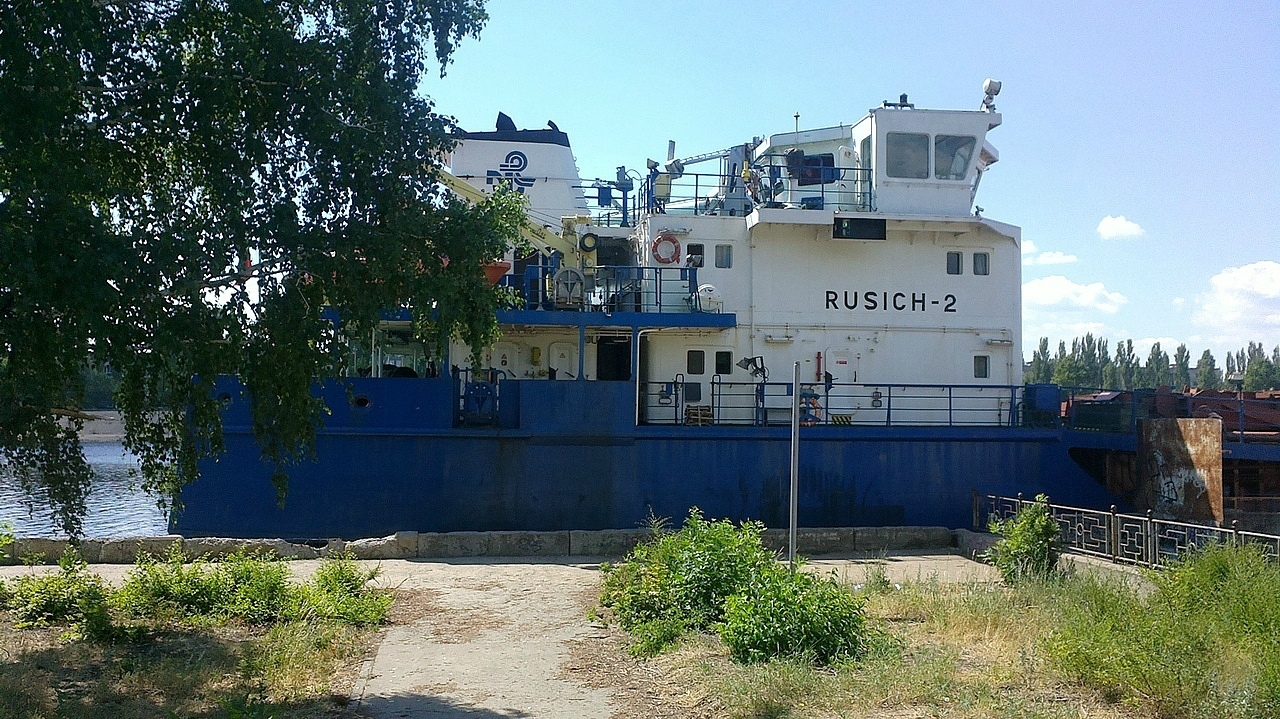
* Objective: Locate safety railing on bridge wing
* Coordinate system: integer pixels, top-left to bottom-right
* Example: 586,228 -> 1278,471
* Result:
639,379 -> 1025,427
976,492 -> 1280,568
633,163 -> 874,220
499,263 -> 709,314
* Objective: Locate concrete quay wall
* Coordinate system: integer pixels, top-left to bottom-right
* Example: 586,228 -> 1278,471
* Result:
3,526 -> 970,565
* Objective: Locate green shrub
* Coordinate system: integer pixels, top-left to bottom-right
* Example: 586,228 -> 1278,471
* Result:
983,494 -> 1061,583
114,549 -> 292,624
114,550 -> 390,627
113,547 -> 228,619
600,508 -> 777,655
0,519 -> 14,564
7,549 -> 114,640
296,555 -> 391,626
218,552 -> 294,624
1045,543 -> 1280,718
721,564 -> 869,665
627,617 -> 689,658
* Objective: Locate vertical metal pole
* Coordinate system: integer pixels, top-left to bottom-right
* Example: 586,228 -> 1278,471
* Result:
1109,505 -> 1119,563
789,361 -> 800,570
1152,509 -> 1162,565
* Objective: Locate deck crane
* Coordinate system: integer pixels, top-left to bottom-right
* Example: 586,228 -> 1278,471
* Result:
437,167 -> 589,265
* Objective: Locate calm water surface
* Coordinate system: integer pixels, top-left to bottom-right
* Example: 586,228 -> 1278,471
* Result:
0,442 -> 169,538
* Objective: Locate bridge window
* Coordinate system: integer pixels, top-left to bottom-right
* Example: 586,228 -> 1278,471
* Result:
974,355 -> 990,379
973,252 -> 990,276
715,244 -> 732,268
886,132 -> 929,179
946,251 -> 962,275
798,153 -> 837,186
935,135 -> 976,180
687,350 -> 705,375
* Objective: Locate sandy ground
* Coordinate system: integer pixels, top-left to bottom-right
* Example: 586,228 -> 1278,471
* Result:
0,554 -> 1003,718
76,410 -> 128,442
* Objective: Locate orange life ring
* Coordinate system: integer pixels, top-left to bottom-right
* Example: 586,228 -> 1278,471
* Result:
651,233 -> 681,264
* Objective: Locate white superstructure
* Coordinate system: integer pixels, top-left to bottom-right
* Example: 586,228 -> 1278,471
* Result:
442,81 -> 1022,426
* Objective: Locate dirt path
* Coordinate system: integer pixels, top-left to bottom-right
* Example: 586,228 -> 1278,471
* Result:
353,559 -> 616,718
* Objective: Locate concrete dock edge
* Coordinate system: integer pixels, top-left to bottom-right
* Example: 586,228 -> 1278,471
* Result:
5,526 -> 968,565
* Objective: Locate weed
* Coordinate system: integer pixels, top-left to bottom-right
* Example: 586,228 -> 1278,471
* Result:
295,555 -> 391,626
862,562 -> 893,594
0,519 -> 13,564
113,546 -> 230,620
1044,543 -> 1280,718
218,552 -> 294,624
983,494 -> 1061,584
600,507 -> 777,655
7,549 -> 115,641
721,564 -> 869,665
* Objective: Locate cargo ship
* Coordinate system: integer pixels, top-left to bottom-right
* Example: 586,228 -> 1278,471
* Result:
172,81 -> 1280,538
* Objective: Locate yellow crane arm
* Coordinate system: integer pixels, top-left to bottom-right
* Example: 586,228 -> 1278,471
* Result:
437,168 -> 582,260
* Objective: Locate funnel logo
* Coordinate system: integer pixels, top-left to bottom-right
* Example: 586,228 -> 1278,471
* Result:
486,151 -> 536,193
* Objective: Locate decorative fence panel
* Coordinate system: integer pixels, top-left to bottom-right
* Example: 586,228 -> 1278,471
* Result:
977,492 -> 1280,568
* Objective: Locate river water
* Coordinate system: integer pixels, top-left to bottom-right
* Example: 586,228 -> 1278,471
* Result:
0,442 -> 170,538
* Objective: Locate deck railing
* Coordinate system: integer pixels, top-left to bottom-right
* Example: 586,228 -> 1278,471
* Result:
499,263 -> 709,314
640,379 -> 1024,427
977,492 -> 1280,568
632,165 -> 875,220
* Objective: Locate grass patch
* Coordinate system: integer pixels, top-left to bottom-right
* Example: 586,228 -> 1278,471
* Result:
1045,543 -> 1280,718
0,550 -> 391,718
628,545 -> 1280,718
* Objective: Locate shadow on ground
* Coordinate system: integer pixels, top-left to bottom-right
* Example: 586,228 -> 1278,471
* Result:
356,692 -> 533,718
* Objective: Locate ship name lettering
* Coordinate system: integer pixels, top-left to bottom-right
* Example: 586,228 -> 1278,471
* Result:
824,290 -> 957,313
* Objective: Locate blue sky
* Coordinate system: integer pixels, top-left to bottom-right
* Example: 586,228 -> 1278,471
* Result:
423,0 -> 1279,363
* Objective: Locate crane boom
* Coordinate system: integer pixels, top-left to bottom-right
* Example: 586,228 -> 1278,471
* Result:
437,168 -> 582,260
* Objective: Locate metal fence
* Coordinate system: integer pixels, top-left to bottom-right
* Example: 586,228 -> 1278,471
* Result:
638,379 -> 1025,427
977,492 -> 1280,568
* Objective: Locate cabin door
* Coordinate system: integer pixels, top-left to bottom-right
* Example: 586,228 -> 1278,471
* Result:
596,338 -> 631,381
548,342 -> 579,380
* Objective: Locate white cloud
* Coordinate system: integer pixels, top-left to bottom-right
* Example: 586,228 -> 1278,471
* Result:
1096,215 -> 1145,240
1191,261 -> 1280,349
1024,275 -> 1127,314
1021,239 -> 1038,255
1171,297 -> 1185,310
1133,337 -> 1183,359
1023,250 -> 1078,266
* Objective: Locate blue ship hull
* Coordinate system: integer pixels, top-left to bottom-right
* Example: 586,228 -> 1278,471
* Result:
172,379 -> 1124,538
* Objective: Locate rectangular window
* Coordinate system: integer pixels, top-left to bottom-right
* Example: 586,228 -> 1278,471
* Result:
934,135 -> 976,180
946,251 -> 963,275
974,355 -> 990,379
715,350 -> 733,375
973,252 -> 990,276
886,132 -> 929,179
714,244 -> 732,268
687,349 -> 705,375
798,153 -> 837,186
686,243 -> 704,268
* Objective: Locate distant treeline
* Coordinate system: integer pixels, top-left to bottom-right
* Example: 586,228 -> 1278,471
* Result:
81,364 -> 119,410
1025,336 -> 1280,392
